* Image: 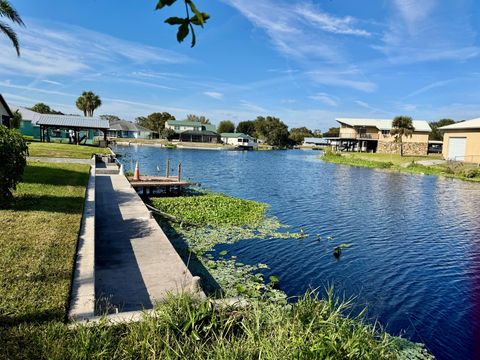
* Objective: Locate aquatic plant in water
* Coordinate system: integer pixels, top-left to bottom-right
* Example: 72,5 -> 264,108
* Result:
150,190 -> 299,299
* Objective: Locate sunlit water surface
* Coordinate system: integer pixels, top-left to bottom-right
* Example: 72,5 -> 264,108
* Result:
114,145 -> 480,360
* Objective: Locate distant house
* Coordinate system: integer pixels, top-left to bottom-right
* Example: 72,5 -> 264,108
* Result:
13,106 -> 109,144
12,106 -> 42,137
0,94 -> 13,128
220,133 -> 258,149
302,137 -> 329,147
107,119 -> 155,139
327,118 -> 431,155
165,120 -> 220,143
439,118 -> 480,163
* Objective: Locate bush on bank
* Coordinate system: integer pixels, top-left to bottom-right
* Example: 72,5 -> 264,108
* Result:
0,126 -> 28,207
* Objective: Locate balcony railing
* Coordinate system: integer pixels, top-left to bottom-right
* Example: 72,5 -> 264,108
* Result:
339,132 -> 379,140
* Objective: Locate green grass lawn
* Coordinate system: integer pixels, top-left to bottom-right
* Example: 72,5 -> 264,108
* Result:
335,152 -> 441,166
322,152 -> 480,182
27,141 -> 111,159
0,162 -> 89,327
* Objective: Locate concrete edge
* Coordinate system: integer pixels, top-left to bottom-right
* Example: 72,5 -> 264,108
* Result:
68,156 -> 96,321
68,296 -> 247,328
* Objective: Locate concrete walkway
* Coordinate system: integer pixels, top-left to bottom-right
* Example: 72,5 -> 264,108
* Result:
415,159 -> 447,166
27,156 -> 92,164
95,172 -> 198,313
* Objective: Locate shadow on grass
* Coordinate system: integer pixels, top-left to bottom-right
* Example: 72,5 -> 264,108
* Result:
0,309 -> 64,328
155,216 -> 223,297
12,195 -> 85,214
20,165 -> 89,186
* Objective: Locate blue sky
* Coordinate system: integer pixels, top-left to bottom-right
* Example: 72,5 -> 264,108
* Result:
1,0 -> 480,130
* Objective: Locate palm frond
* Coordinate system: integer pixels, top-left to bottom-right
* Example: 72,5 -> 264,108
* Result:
0,20 -> 19,55
0,0 -> 24,26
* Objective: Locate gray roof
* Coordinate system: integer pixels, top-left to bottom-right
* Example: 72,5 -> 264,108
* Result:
220,132 -> 255,140
109,119 -> 154,133
11,106 -> 43,125
37,114 -> 110,129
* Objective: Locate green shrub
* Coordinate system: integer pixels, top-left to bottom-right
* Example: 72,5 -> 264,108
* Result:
322,146 -> 341,157
378,161 -> 394,169
444,161 -> 463,174
463,168 -> 480,178
0,126 -> 29,207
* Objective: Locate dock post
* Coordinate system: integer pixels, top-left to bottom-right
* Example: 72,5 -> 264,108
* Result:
178,161 -> 181,181
166,159 -> 170,178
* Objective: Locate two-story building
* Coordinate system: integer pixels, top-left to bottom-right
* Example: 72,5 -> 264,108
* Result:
165,120 -> 220,143
329,118 -> 431,155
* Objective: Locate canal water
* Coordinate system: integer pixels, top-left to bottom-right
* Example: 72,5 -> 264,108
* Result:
114,145 -> 480,360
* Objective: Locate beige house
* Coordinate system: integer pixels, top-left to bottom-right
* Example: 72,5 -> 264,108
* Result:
439,118 -> 480,163
332,118 -> 431,155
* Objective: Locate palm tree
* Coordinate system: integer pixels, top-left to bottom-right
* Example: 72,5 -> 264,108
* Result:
76,91 -> 102,117
0,0 -> 25,56
391,116 -> 415,156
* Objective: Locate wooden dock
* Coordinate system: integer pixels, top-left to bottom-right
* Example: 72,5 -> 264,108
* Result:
127,160 -> 198,195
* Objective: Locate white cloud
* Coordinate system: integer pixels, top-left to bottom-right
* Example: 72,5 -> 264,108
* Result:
203,91 -> 224,100
308,69 -> 376,92
41,79 -> 63,86
309,93 -> 339,107
0,80 -> 75,97
240,100 -> 268,113
376,1 -> 479,63
295,4 -> 371,37
0,18 -> 189,77
223,0 -> 370,62
354,100 -> 389,114
406,80 -> 454,98
393,0 -> 436,33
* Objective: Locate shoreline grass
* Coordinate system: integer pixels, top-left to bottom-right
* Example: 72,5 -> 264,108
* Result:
1,291 -> 433,359
321,152 -> 480,182
27,141 -> 111,159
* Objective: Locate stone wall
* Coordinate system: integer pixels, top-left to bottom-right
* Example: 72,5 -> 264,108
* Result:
377,141 -> 428,156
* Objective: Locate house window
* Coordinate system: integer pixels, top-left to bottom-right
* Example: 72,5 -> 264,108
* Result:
381,130 -> 390,136
175,126 -> 180,130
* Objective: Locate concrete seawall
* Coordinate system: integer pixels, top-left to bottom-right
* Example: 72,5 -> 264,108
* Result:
69,154 -> 202,320
68,158 -> 96,321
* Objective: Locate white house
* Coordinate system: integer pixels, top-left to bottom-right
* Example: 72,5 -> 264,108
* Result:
220,133 -> 258,149
107,118 -> 155,139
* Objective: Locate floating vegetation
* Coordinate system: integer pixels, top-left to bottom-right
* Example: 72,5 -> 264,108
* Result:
150,190 -> 298,300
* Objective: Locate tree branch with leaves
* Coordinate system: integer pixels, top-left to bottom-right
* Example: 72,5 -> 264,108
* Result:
156,0 -> 209,47
0,0 -> 25,56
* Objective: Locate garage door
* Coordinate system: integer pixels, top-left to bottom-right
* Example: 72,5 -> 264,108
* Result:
447,137 -> 467,161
